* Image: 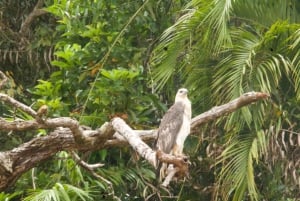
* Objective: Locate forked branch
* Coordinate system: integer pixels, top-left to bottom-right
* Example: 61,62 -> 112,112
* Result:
0,71 -> 270,189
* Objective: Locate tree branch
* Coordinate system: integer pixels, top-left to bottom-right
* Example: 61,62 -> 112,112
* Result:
190,91 -> 269,133
19,0 -> 48,35
112,118 -> 157,167
0,94 -> 37,117
0,73 -> 269,190
0,126 -> 114,190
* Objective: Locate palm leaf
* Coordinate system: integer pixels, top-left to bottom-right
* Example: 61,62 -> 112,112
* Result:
23,189 -> 59,201
234,0 -> 300,26
290,28 -> 300,49
62,183 -> 92,201
212,27 -> 261,108
216,134 -> 259,201
23,183 -> 92,201
204,0 -> 233,51
288,28 -> 300,99
150,0 -> 300,200
150,0 -> 213,91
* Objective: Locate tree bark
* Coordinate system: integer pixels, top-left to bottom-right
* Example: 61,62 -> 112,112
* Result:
0,89 -> 269,191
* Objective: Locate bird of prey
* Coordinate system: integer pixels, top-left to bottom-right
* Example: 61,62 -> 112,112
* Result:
155,88 -> 192,181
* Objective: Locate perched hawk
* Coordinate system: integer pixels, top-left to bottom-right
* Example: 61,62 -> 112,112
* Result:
155,88 -> 192,181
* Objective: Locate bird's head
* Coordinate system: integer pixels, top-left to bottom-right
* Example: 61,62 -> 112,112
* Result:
175,88 -> 189,102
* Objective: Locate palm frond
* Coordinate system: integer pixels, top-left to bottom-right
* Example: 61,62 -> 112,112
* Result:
150,1 -> 212,91
23,189 -> 59,201
234,0 -> 300,26
151,41 -> 184,91
291,54 -> 300,99
185,66 -> 214,112
290,28 -> 300,49
288,28 -> 300,99
212,27 -> 261,103
204,0 -> 233,51
0,191 -> 22,201
62,183 -> 92,201
150,0 -> 235,91
149,1 -> 300,200
216,134 -> 259,201
212,22 -> 294,102
23,183 -> 92,201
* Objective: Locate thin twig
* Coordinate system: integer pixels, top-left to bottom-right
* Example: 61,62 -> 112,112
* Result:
31,168 -> 36,190
70,150 -> 104,169
69,151 -> 121,201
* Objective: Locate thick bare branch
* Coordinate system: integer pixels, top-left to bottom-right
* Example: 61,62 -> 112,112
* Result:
0,91 -> 269,190
191,92 -> 269,133
0,125 -> 114,190
112,117 -> 157,167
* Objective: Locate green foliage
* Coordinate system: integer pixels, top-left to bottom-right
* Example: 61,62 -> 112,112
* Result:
151,0 -> 300,200
217,134 -> 260,201
31,79 -> 68,116
0,0 -> 57,86
23,183 -> 93,201
2,0 -> 183,200
4,0 -> 300,200
0,191 -> 22,201
31,0 -> 174,127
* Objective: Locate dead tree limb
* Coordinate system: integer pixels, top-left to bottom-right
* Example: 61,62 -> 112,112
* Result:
0,71 -> 269,190
191,91 -> 270,133
112,117 -> 157,167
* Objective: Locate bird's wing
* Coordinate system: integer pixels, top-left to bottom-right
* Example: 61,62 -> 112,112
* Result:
155,102 -> 185,153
